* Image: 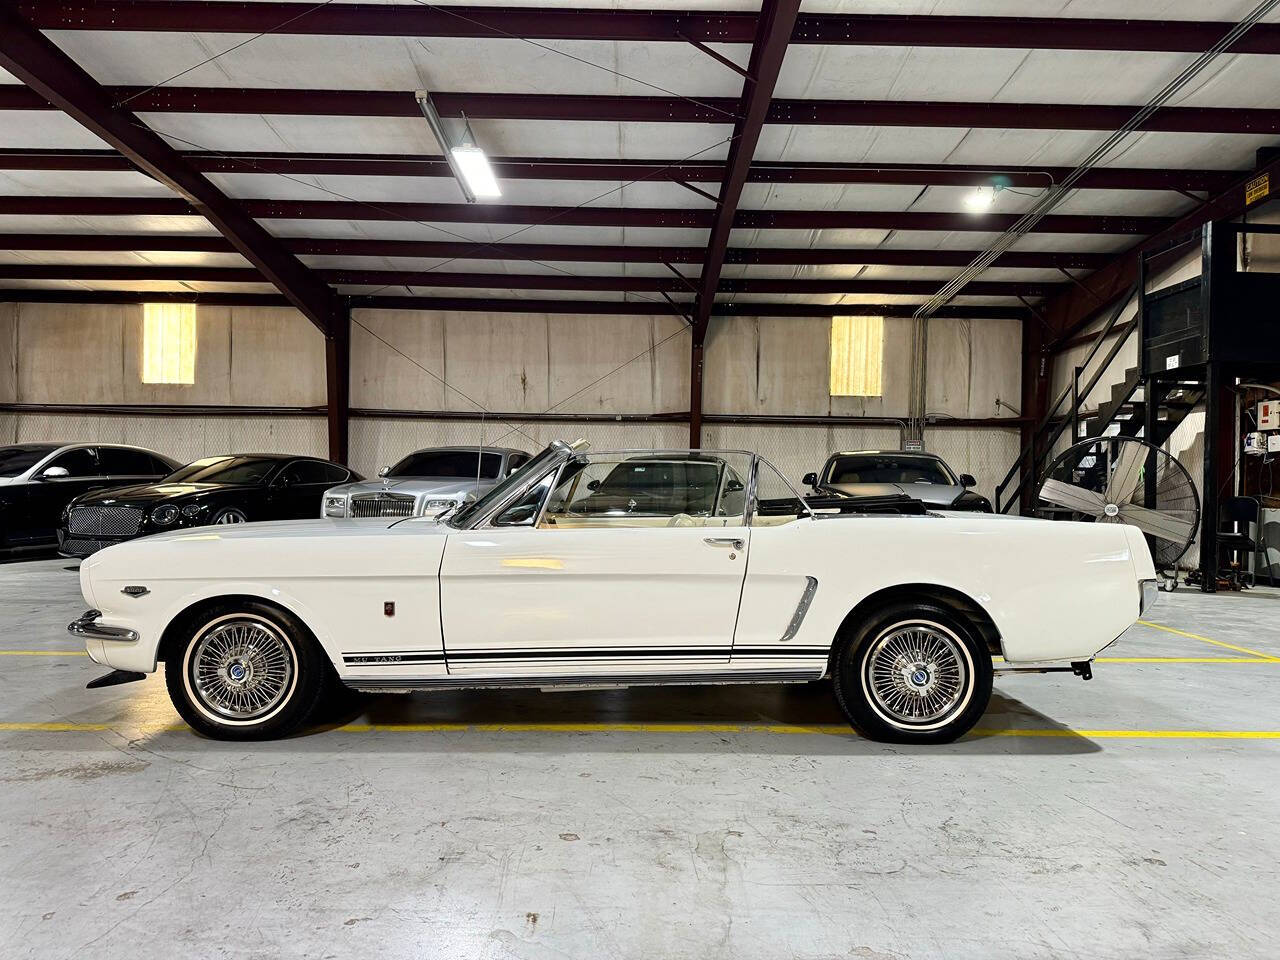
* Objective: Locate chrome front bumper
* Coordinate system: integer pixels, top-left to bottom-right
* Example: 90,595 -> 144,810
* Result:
67,609 -> 139,644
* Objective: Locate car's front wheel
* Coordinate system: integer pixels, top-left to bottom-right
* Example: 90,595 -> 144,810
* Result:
165,602 -> 327,740
832,601 -> 993,744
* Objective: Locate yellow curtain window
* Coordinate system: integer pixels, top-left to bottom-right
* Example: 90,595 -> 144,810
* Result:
829,315 -> 883,397
142,303 -> 197,384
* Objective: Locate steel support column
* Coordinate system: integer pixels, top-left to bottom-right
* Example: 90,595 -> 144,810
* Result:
688,339 -> 705,451
325,307 -> 351,465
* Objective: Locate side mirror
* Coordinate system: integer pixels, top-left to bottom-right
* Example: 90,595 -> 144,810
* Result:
802,472 -> 818,488
959,473 -> 977,488
377,465 -> 390,477
725,478 -> 745,493
586,479 -> 602,492
40,466 -> 70,480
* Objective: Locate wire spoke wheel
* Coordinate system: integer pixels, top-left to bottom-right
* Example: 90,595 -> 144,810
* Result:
189,617 -> 295,722
863,621 -> 969,727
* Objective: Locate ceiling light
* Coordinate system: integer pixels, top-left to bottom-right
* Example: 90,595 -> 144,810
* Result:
964,185 -> 999,212
415,91 -> 501,202
450,136 -> 501,200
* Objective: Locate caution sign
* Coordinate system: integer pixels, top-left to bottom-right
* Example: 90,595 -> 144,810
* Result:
1246,173 -> 1270,206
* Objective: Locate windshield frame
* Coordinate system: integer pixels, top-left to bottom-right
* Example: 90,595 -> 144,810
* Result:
447,442 -> 577,529
823,452 -> 957,487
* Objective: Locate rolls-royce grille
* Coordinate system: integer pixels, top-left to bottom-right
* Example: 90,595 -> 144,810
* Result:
350,493 -> 416,518
69,505 -> 144,537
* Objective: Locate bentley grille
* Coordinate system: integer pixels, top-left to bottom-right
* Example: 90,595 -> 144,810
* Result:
68,505 -> 144,537
350,493 -> 416,518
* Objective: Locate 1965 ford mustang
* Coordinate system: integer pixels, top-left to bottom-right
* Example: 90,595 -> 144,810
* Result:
70,440 -> 1157,743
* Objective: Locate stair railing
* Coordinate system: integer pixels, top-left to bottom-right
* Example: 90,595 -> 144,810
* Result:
995,281 -> 1140,513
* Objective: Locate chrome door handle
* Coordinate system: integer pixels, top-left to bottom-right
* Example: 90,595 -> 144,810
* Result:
704,537 -> 744,550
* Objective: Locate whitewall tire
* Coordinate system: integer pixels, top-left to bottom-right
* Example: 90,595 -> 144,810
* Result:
165,601 -> 327,740
832,601 -> 993,744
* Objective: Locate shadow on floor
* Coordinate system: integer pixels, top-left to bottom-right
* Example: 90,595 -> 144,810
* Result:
99,683 -> 1102,757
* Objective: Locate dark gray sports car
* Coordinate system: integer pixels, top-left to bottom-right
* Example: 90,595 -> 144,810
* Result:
803,450 -> 992,513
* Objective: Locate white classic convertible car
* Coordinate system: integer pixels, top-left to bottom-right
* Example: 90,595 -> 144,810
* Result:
70,440 -> 1157,743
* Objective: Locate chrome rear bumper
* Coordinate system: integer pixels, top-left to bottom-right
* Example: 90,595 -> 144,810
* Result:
67,609 -> 139,644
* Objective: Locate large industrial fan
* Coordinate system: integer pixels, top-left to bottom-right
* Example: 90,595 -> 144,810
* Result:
1036,436 -> 1200,581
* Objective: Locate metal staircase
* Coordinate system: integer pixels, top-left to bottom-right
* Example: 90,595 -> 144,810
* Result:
1076,365 -> 1205,445
994,283 -> 1205,514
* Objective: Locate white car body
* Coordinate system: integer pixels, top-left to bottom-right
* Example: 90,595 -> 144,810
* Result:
75,445 -> 1156,693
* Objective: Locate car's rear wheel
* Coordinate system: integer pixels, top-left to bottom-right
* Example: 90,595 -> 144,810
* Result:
165,602 -> 327,740
832,601 -> 992,744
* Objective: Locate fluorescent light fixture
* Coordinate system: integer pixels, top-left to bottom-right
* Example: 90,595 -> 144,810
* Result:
450,142 -> 502,199
963,184 -> 999,212
415,90 -> 501,202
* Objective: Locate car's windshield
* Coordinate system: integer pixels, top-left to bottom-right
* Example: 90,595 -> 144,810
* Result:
162,456 -> 281,486
0,444 -> 58,478
448,444 -> 562,528
574,459 -> 726,515
389,449 -> 503,479
826,454 -> 955,486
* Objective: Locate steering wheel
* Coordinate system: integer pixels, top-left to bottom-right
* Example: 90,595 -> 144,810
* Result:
666,513 -> 697,527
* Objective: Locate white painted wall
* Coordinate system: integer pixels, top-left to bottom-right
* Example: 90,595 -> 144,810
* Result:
0,301 -> 1025,498
703,314 -> 1022,421
2,302 -> 326,407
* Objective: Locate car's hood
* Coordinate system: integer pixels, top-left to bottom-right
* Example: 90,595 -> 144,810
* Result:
124,516 -> 449,547
74,482 -> 228,505
0,475 -> 20,487
328,477 -> 490,498
822,481 -> 963,506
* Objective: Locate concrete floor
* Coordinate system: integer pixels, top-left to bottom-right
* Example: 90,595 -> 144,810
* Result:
3,557 -> 1279,960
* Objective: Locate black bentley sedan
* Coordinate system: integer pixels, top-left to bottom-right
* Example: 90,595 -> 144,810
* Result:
59,453 -> 360,557
0,443 -> 178,556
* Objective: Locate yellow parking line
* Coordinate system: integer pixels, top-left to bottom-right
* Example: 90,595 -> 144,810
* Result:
973,728 -> 1280,740
1137,620 -> 1280,661
0,650 -> 87,656
1096,656 -> 1274,663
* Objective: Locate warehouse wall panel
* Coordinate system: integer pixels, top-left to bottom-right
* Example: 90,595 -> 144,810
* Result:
3,303 -> 324,408
1,301 -> 1025,500
351,310 -> 690,417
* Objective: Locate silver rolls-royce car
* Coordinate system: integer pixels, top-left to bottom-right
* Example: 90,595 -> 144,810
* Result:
322,446 -> 531,519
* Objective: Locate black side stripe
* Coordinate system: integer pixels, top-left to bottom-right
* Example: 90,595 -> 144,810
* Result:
341,646 -> 830,665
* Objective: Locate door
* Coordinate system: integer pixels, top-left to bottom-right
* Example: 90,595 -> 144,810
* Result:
272,460 -> 348,519
439,451 -> 752,673
20,447 -> 109,545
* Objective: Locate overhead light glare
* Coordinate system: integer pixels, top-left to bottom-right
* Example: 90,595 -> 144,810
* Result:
964,184 -> 1000,212
450,143 -> 502,199
416,90 -> 501,202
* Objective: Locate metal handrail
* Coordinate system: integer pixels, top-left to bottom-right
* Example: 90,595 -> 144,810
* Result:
994,282 -> 1139,512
